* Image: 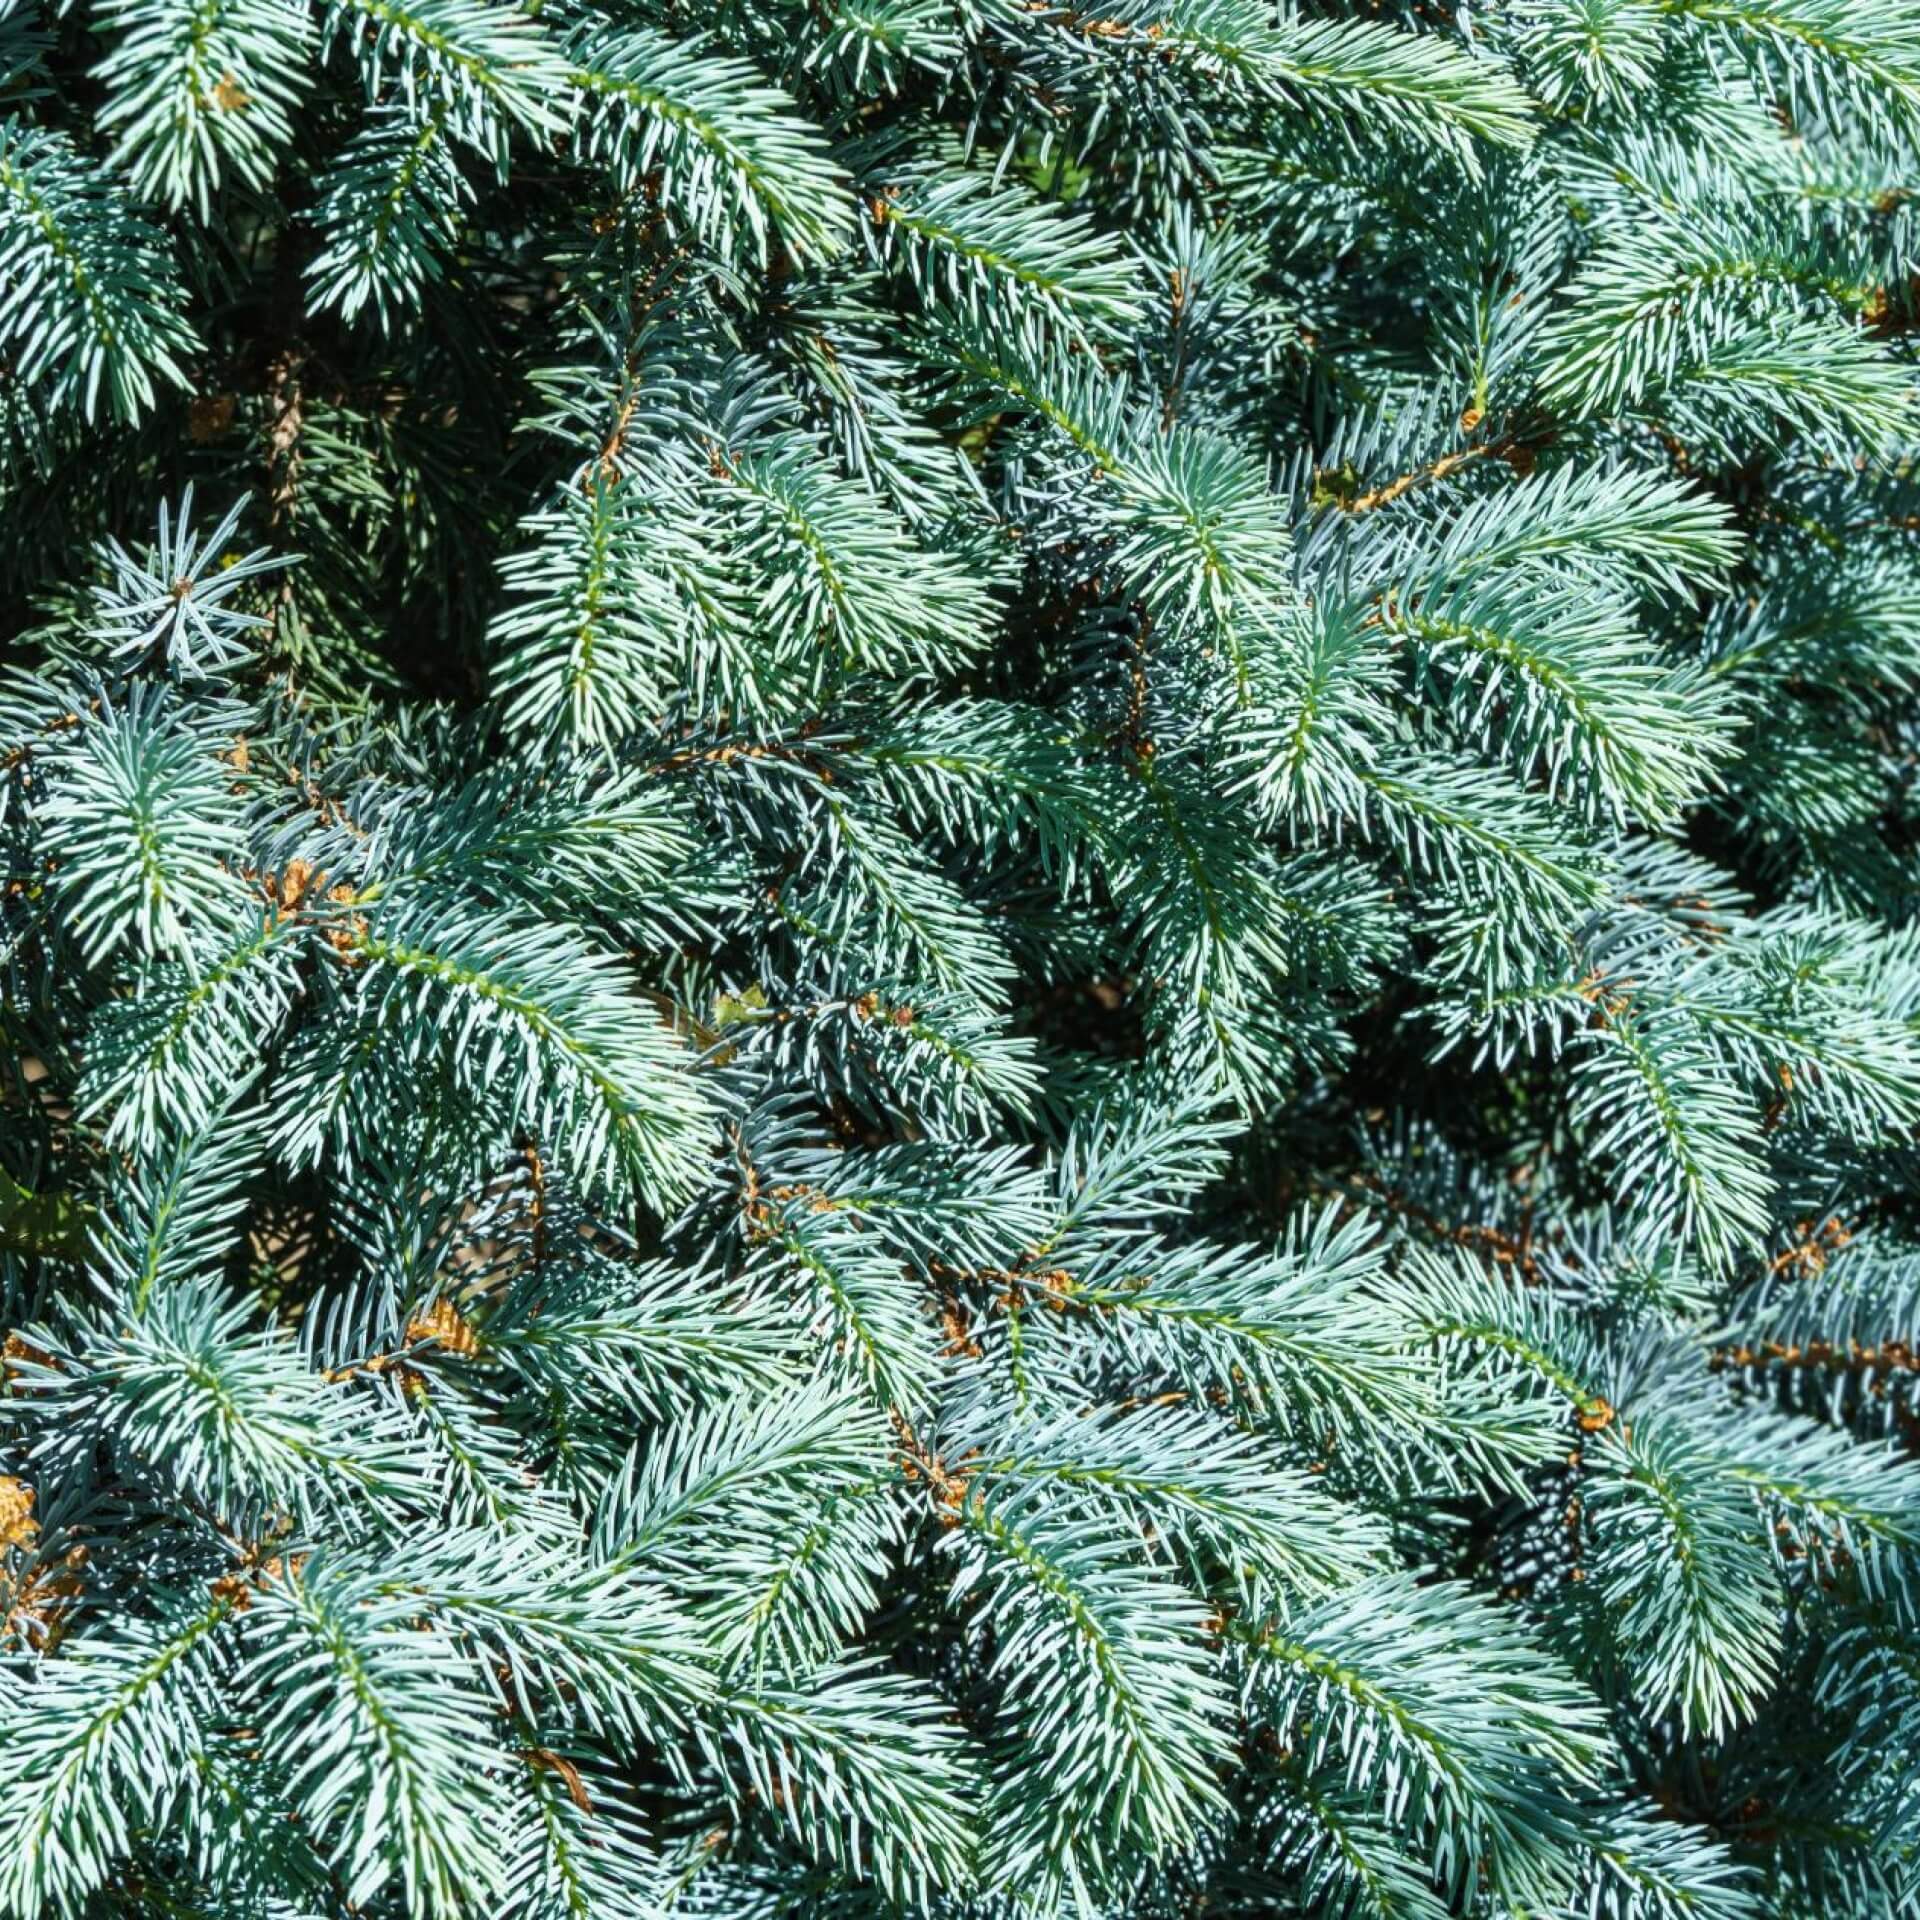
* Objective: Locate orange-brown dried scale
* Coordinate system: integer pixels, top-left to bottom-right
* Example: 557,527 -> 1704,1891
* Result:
1028,1268 -> 1077,1311
0,1477 -> 37,1552
210,1572 -> 256,1613
1768,1215 -> 1853,1278
321,914 -> 370,963
2,1333 -> 53,1380
939,1305 -> 983,1359
893,1415 -> 976,1525
405,1298 -> 481,1358
4,1541 -> 88,1646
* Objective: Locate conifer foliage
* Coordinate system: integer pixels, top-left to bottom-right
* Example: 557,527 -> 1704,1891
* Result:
4,0 -> 1920,1910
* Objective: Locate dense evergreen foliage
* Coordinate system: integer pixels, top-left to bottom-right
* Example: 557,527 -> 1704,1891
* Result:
5,0 -> 1920,1913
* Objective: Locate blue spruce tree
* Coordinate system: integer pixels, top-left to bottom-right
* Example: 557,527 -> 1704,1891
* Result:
3,0 -> 1920,1912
